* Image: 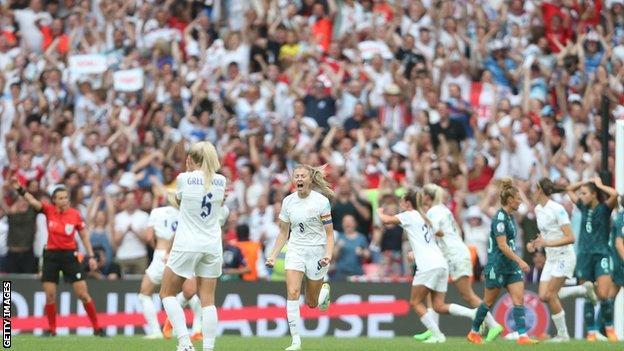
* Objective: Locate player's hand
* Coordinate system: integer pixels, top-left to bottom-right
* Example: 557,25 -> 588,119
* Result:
265,257 -> 276,268
519,260 -> 530,273
88,257 -> 97,271
526,241 -> 536,253
533,235 -> 546,248
319,256 -> 331,267
162,253 -> 169,263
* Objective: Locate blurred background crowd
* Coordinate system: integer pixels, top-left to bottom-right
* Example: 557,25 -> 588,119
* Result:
0,0 -> 622,282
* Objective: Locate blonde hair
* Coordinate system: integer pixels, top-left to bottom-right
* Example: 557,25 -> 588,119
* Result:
499,178 -> 519,206
294,164 -> 334,200
414,189 -> 433,227
189,141 -> 220,191
422,183 -> 445,206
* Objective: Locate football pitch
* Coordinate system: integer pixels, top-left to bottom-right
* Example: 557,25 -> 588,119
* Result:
11,335 -> 624,351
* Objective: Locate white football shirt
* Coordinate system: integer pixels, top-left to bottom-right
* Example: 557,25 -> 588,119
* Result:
147,206 -> 179,241
396,210 -> 448,273
535,200 -> 574,257
172,171 -> 227,254
279,190 -> 332,246
427,204 -> 469,256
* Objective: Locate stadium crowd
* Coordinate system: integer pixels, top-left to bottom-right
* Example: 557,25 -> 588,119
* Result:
0,0 -> 622,282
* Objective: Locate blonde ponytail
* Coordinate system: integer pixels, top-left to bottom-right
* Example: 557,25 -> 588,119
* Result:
422,183 -> 445,206
498,177 -> 518,206
414,188 -> 433,227
189,141 -> 221,191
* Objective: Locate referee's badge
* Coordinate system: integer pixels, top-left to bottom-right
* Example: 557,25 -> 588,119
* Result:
65,224 -> 75,235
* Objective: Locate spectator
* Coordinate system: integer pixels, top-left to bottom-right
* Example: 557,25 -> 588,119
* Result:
331,177 -> 371,236
113,192 -> 149,275
222,233 -> 250,282
525,248 -> 546,284
1,189 -> 37,273
332,215 -> 370,280
235,224 -> 265,281
461,206 -> 490,277
86,246 -> 122,280
86,190 -> 115,269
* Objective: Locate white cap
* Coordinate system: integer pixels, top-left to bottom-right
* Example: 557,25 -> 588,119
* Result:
118,172 -> 137,190
391,141 -> 410,158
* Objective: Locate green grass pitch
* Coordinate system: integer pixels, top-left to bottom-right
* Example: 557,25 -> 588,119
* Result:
11,335 -> 624,351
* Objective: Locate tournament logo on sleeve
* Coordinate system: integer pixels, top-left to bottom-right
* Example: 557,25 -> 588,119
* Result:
492,290 -> 549,338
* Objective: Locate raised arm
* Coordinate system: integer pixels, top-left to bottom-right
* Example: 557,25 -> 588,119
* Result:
592,177 -> 618,209
376,207 -> 401,225
566,181 -> 584,205
11,178 -> 42,211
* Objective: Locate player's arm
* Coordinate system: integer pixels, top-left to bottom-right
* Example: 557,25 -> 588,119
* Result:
11,178 -> 42,211
616,236 -> 624,262
495,235 -> 529,273
376,207 -> 401,225
534,224 -> 575,248
566,181 -> 584,206
145,226 -> 156,248
78,228 -> 98,271
320,212 -> 334,267
592,177 -> 618,209
266,220 -> 289,268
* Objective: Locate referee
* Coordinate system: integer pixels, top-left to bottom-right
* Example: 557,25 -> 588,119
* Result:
12,179 -> 105,337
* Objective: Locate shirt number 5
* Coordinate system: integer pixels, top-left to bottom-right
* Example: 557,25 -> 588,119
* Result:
201,193 -> 213,219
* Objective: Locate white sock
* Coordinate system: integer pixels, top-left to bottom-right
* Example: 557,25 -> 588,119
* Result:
202,305 -> 217,351
420,310 -> 443,338
449,303 -> 476,319
317,285 -> 329,306
286,300 -> 301,345
427,308 -> 439,325
558,286 -> 586,300
138,294 -> 161,335
552,311 -> 568,337
162,296 -> 190,347
188,295 -> 202,334
485,312 -> 501,329
176,292 -> 189,307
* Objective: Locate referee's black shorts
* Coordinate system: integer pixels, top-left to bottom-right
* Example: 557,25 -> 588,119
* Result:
41,249 -> 86,284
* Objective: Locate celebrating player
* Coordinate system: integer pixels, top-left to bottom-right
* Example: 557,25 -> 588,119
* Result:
415,184 -> 503,342
138,204 -> 180,339
159,141 -> 225,351
467,178 -> 536,345
377,189 -> 477,344
566,178 -> 618,342
527,178 -> 576,342
11,180 -> 104,337
265,164 -> 333,351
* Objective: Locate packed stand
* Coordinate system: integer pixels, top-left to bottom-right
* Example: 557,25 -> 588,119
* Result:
0,0 -> 623,282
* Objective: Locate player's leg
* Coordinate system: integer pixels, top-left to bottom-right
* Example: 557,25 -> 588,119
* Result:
454,275 -> 503,340
410,284 -> 445,342
42,282 -> 58,336
196,277 -> 218,351
180,278 -> 203,340
285,270 -> 305,350
138,274 -> 162,339
160,252 -> 195,350
302,247 -> 331,311
413,294 -> 435,341
539,276 -> 569,341
595,267 -> 617,342
507,279 -> 537,344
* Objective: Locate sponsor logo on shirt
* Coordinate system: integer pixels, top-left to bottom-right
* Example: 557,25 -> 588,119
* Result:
65,224 -> 75,235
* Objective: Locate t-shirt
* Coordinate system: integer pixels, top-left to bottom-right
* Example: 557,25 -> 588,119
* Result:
396,210 -> 447,273
114,210 -> 149,260
303,95 -> 336,129
577,201 -> 612,255
487,209 -> 521,274
335,232 -> 368,277
41,202 -> 84,251
427,204 -> 469,257
535,200 -> 574,257
279,190 -> 332,246
147,206 -> 179,241
7,207 -> 37,248
222,244 -> 246,281
173,171 -> 227,254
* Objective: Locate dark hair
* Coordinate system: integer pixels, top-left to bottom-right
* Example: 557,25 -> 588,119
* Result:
537,178 -> 566,197
581,182 -> 606,203
236,224 -> 250,241
499,178 -> 519,206
52,186 -> 68,200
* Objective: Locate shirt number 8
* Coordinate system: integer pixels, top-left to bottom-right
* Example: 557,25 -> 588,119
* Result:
298,223 -> 304,233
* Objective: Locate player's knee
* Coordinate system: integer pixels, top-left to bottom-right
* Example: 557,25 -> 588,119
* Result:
306,299 -> 318,309
78,292 -> 91,302
287,288 -> 301,300
539,291 -> 551,303
432,301 -> 445,313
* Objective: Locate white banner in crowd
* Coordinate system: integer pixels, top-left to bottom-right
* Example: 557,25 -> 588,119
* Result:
69,54 -> 108,75
113,69 -> 144,92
